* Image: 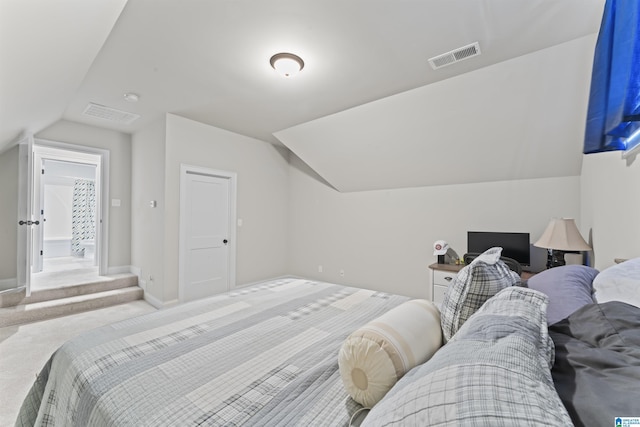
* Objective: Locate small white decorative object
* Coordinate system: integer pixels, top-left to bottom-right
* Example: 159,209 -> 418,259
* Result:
433,240 -> 449,255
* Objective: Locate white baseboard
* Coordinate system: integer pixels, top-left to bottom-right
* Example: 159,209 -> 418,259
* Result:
131,265 -> 176,308
0,277 -> 18,292
130,266 -> 145,290
163,299 -> 179,308
143,291 -> 164,309
143,291 -> 179,310
107,265 -> 133,275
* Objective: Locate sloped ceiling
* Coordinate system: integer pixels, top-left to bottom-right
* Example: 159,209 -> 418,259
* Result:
275,35 -> 597,192
0,0 -> 606,191
0,0 -> 128,151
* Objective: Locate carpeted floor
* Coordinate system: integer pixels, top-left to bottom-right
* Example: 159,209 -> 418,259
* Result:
0,300 -> 156,426
31,256 -> 100,290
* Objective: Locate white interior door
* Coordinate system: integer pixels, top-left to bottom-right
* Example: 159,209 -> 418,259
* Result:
32,154 -> 44,273
17,136 -> 34,295
181,170 -> 233,302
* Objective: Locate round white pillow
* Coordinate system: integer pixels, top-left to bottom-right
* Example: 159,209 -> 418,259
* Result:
338,299 -> 442,407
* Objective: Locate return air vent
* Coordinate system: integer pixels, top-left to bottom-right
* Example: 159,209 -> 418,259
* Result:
83,103 -> 140,124
428,42 -> 481,70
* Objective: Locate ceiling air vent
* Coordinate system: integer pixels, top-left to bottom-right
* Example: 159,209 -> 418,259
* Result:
83,103 -> 140,125
428,42 -> 481,70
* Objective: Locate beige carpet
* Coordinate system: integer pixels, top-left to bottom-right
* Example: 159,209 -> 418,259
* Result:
0,300 -> 156,426
31,256 -> 100,291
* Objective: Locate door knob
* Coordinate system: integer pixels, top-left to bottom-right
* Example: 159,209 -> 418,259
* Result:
223,239 -> 228,245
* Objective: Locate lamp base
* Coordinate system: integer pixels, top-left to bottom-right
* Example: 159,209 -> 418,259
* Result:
546,249 -> 566,269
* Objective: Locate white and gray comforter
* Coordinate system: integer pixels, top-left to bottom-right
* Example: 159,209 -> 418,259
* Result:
16,278 -> 409,427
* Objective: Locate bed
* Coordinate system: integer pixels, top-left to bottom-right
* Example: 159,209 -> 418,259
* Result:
15,255 -> 640,427
547,259 -> 640,427
16,278 -> 409,426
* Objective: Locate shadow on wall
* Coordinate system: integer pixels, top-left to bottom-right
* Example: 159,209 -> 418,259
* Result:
289,152 -> 338,191
587,228 -> 595,268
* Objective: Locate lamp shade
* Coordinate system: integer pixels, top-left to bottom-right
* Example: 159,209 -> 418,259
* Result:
533,218 -> 591,251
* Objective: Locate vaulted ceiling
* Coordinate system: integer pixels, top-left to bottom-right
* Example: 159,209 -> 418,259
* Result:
0,0 -> 605,191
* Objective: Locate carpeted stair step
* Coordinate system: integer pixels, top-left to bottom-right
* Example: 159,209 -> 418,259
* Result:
0,286 -> 143,328
0,274 -> 138,308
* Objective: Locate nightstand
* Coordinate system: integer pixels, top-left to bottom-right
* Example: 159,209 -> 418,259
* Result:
428,263 -> 536,305
429,263 -> 460,305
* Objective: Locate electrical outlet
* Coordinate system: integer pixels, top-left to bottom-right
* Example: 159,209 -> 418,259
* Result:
318,265 -> 323,273
339,269 -> 345,277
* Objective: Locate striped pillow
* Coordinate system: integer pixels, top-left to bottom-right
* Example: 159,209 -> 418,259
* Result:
338,299 -> 442,407
440,247 -> 520,342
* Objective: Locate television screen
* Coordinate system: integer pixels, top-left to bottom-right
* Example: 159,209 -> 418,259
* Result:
467,231 -> 530,266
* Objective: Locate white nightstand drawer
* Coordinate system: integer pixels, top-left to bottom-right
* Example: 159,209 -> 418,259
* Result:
433,284 -> 449,305
433,269 -> 457,286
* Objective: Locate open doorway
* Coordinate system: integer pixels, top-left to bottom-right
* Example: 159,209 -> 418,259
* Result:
30,144 -> 104,291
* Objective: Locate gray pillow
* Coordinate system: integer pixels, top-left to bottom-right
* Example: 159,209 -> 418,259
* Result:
527,265 -> 599,325
440,247 -> 520,342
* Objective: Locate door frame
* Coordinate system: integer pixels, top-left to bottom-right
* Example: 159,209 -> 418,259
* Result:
33,139 -> 110,276
32,146 -> 101,273
178,164 -> 237,303
16,136 -> 34,295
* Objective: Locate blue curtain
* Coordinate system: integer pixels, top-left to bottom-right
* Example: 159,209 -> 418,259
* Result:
584,0 -> 640,154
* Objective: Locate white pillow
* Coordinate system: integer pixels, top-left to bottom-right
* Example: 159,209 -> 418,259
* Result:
593,257 -> 640,308
338,299 -> 442,407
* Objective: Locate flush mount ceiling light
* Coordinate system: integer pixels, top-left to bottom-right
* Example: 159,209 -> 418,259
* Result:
270,52 -> 304,77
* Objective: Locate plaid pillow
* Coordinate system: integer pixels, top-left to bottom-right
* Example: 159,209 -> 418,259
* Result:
440,247 -> 520,342
362,287 -> 571,427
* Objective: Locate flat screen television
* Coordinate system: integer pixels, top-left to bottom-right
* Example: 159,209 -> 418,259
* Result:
467,231 -> 530,266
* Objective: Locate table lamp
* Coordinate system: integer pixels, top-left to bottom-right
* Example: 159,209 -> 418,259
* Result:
534,218 -> 591,269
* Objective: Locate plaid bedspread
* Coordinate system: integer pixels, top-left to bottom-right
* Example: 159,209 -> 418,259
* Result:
16,278 -> 409,427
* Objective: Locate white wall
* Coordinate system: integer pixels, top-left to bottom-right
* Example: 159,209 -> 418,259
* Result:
131,119 -> 166,302
36,120 -> 132,269
288,154 -> 582,299
581,151 -> 640,270
42,185 -> 73,240
0,145 -> 19,283
160,114 -> 290,302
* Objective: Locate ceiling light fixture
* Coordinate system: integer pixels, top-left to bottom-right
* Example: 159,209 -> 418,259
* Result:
123,92 -> 140,102
270,52 -> 304,78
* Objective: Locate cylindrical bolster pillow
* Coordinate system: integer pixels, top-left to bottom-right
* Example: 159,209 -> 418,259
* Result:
338,299 -> 442,407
